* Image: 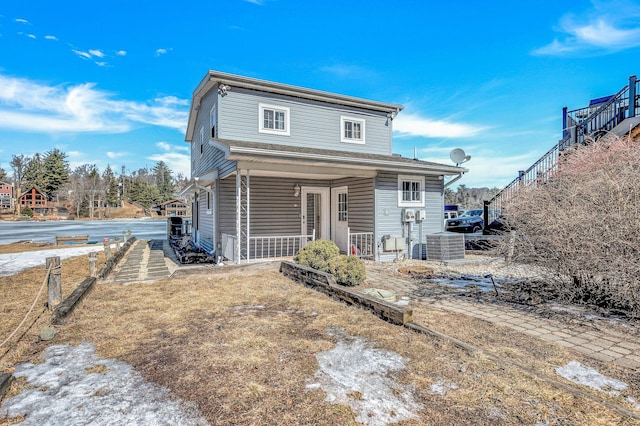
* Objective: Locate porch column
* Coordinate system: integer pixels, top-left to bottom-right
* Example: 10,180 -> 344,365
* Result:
235,171 -> 241,264
246,171 -> 250,262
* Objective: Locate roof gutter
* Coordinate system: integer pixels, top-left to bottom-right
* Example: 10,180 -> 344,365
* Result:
228,146 -> 466,176
444,172 -> 466,188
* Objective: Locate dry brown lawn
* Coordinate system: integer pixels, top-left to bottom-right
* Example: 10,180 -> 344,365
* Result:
1,252 -> 639,425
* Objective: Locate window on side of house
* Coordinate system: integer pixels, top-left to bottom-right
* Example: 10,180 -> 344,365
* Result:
338,192 -> 348,222
340,116 -> 365,144
210,104 -> 218,138
397,175 -> 425,207
259,103 -> 290,136
200,126 -> 204,156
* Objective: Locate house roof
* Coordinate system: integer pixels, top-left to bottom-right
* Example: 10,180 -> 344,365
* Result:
186,70 -> 404,142
210,139 -> 467,178
18,186 -> 47,198
159,199 -> 187,206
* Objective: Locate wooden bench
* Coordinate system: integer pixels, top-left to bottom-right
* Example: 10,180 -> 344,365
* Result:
55,235 -> 90,245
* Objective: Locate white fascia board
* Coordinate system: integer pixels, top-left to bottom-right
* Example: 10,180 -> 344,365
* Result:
228,146 -> 466,176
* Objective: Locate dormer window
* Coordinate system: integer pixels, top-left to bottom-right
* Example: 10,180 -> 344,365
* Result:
259,103 -> 290,136
341,116 -> 365,144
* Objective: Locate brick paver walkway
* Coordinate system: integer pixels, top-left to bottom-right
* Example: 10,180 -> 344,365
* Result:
367,267 -> 640,371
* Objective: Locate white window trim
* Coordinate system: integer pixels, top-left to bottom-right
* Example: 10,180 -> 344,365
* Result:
340,115 -> 366,144
397,175 -> 426,207
259,103 -> 290,136
199,126 -> 205,157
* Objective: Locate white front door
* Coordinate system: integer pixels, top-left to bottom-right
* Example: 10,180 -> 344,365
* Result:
301,187 -> 330,240
331,186 -> 349,252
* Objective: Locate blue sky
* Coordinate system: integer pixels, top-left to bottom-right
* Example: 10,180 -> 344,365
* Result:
1,0 -> 639,188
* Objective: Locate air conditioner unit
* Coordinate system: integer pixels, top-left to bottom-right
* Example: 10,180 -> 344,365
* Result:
426,233 -> 465,261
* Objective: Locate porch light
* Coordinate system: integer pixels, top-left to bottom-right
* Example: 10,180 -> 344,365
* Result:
293,183 -> 301,197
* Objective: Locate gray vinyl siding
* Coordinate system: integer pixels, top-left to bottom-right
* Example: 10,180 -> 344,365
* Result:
332,177 -> 374,233
191,88 -> 237,179
375,172 -> 444,261
218,88 -> 392,155
196,186 -> 215,254
219,177 -> 236,237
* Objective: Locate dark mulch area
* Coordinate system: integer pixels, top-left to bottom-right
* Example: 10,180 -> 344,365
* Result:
409,272 -> 640,338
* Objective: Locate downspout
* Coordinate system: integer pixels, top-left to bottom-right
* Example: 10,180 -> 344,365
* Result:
444,172 -> 465,189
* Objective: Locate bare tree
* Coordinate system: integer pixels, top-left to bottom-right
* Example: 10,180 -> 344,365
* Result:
10,154 -> 29,215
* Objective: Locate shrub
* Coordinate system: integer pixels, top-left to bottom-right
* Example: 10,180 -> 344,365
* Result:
293,240 -> 340,273
20,207 -> 33,218
499,134 -> 640,317
329,255 -> 366,287
294,240 -> 366,286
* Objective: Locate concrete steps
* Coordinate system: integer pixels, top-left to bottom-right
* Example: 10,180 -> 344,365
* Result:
111,239 -> 171,284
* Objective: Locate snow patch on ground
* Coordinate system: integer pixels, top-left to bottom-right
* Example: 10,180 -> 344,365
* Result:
0,343 -> 207,426
555,361 -> 628,396
0,246 -> 111,277
430,380 -> 458,396
306,328 -> 422,426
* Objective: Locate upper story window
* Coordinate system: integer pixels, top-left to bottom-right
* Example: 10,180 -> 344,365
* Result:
397,175 -> 425,207
341,116 -> 365,144
210,104 -> 218,138
259,103 -> 290,136
199,126 -> 204,156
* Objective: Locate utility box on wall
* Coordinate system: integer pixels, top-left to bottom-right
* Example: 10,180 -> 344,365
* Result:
425,232 -> 465,261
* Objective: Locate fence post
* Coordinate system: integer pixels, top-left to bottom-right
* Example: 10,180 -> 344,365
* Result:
629,75 -> 637,118
88,252 -> 97,277
122,230 -> 127,243
46,256 -> 62,310
104,240 -> 112,261
127,230 -> 132,240
115,237 -> 121,251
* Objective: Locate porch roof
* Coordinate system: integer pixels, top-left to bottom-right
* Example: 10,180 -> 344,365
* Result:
211,139 -> 467,178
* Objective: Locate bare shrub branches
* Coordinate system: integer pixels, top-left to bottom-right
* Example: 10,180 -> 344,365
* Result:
500,135 -> 640,317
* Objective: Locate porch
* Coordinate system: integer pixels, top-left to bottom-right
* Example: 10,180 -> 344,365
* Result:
217,171 -> 376,264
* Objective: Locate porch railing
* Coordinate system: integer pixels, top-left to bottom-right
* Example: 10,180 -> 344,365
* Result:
347,229 -> 375,260
248,230 -> 315,262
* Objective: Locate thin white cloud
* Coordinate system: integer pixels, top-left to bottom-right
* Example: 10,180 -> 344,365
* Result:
89,49 -> 105,58
155,48 -> 172,56
116,50 -> 127,56
244,0 -> 264,4
106,151 -> 127,159
148,142 -> 190,176
0,74 -> 189,134
72,49 -> 93,60
45,35 -> 58,41
27,34 -> 36,39
394,113 -> 485,139
320,64 -> 377,80
15,18 -> 30,24
533,1 -> 640,55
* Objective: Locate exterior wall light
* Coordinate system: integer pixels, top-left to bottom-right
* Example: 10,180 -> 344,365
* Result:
293,183 -> 301,197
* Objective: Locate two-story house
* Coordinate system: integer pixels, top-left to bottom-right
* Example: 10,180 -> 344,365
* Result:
18,186 -> 54,216
0,181 -> 13,211
183,70 -> 466,263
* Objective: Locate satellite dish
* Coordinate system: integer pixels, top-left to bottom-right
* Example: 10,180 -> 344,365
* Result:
450,148 -> 467,165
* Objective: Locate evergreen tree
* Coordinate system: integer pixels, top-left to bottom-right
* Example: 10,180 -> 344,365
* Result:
0,167 -> 6,182
24,153 -> 47,192
153,161 -> 174,202
42,149 -> 70,200
103,165 -> 120,207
